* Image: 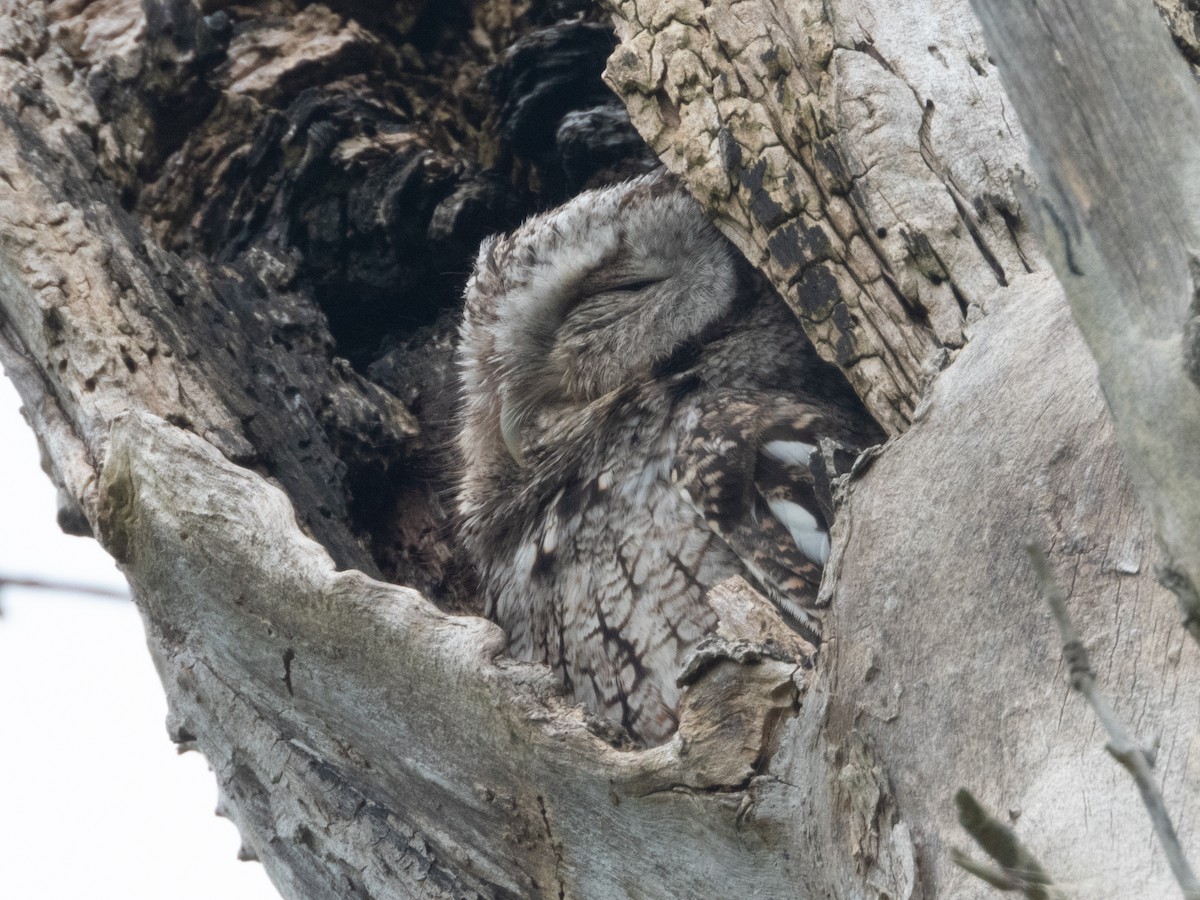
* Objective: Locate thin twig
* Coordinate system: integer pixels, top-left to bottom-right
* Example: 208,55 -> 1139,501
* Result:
1028,544 -> 1200,900
0,575 -> 128,600
952,788 -> 1066,900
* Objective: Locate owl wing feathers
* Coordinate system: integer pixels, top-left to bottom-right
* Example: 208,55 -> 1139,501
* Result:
672,392 -> 833,643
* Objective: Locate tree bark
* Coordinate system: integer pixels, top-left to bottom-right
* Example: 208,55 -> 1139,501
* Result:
970,0 -> 1200,637
1,0 -> 1197,898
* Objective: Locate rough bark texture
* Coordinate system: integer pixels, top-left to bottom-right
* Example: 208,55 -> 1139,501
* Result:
604,0 -> 1041,433
1,0 -> 1198,898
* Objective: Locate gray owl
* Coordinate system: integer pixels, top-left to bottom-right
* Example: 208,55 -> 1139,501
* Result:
456,172 -> 878,744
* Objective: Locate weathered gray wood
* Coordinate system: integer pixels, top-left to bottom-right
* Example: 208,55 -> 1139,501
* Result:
969,0 -> 1200,631
820,274 -> 1200,896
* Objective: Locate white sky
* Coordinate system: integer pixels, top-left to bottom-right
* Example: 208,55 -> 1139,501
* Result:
0,372 -> 278,899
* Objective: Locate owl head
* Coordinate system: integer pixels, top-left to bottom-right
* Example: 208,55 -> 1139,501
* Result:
457,172 -> 735,467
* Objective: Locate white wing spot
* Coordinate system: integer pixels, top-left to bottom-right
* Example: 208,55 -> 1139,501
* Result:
541,519 -> 559,555
514,540 -> 538,576
768,497 -> 830,564
763,440 -> 815,467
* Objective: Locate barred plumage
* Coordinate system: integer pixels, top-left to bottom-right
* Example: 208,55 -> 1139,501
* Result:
456,172 -> 878,744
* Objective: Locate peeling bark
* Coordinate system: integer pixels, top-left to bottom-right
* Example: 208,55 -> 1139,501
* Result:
1,0 -> 1198,898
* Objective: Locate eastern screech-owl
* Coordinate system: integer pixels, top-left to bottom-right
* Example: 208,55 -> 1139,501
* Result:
456,172 -> 877,744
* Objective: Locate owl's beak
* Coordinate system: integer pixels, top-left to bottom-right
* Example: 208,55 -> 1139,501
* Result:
499,399 -> 526,465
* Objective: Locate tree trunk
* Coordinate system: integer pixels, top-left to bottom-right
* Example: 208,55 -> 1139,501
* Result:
1,0 -> 1196,897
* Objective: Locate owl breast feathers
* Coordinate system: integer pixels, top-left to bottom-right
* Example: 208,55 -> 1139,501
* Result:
456,172 -> 877,744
